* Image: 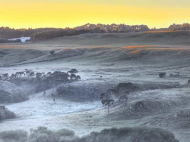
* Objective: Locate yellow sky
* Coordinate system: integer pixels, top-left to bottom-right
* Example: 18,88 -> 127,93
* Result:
0,0 -> 190,29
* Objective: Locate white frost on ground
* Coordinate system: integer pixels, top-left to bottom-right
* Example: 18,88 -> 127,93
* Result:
9,37 -> 30,42
1,33 -> 190,141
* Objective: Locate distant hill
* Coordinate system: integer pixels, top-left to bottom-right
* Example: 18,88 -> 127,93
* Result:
30,29 -> 91,42
30,24 -> 151,42
0,24 -> 150,40
1,23 -> 190,41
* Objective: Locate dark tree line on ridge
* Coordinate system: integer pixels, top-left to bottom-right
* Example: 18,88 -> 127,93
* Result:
74,23 -> 150,32
1,23 -> 190,42
0,27 -> 61,39
169,23 -> 190,31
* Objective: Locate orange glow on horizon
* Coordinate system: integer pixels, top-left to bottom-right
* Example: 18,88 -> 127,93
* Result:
0,0 -> 190,29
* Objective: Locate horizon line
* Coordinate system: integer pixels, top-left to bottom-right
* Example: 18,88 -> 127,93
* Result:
0,22 -> 186,30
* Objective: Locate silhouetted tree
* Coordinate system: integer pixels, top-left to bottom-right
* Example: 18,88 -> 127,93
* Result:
159,72 -> 166,78
50,50 -> 55,55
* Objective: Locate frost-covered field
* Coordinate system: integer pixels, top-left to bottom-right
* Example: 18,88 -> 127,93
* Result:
1,32 -> 190,142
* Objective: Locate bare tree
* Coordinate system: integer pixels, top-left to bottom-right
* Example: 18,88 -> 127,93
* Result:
100,90 -> 115,114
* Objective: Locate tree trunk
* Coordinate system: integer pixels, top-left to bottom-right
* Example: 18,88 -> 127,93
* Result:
108,103 -> 110,114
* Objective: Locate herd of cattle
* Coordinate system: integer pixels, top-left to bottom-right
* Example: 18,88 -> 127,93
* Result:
0,69 -> 81,82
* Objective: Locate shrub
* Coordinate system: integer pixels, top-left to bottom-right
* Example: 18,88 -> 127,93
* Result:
0,81 -> 29,103
29,127 -> 76,142
0,127 -> 179,142
159,72 -> 166,78
50,50 -> 55,55
0,130 -> 27,142
29,127 -> 59,142
177,110 -> 190,118
80,127 -> 179,142
56,129 -> 75,137
0,107 -> 16,121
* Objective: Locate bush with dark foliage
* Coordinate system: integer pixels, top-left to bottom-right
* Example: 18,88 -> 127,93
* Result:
0,81 -> 28,103
0,107 -> 16,121
159,72 -> 166,78
50,50 -> 55,55
0,127 -> 179,142
0,130 -> 27,142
